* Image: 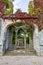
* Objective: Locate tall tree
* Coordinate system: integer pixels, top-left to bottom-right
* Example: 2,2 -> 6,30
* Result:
28,0 -> 43,15
34,0 -> 43,14
34,0 -> 43,31
28,1 -> 34,15
3,0 -> 14,14
3,0 -> 9,8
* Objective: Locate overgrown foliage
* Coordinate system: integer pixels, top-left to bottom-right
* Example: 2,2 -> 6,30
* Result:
28,0 -> 43,15
28,1 -> 35,15
33,0 -> 42,15
3,0 -> 14,14
10,23 -> 34,44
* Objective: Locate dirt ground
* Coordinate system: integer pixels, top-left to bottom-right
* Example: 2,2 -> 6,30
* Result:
0,56 -> 43,65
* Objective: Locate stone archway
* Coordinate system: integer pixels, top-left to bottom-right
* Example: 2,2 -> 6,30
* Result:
15,25 -> 26,49
3,20 -> 38,56
0,14 -> 40,56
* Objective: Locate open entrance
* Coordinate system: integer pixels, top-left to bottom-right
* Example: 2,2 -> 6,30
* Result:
5,22 -> 36,56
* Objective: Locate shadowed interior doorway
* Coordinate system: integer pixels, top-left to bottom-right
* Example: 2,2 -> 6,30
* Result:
5,22 -> 36,56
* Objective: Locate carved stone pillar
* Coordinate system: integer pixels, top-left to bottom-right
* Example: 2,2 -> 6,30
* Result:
33,24 -> 40,55
15,30 -> 17,48
24,34 -> 26,49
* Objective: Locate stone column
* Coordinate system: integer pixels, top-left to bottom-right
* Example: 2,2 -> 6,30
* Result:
0,19 -> 6,55
33,24 -> 40,55
38,30 -> 43,56
15,30 -> 17,49
24,34 -> 26,49
29,36 -> 34,51
7,29 -> 13,50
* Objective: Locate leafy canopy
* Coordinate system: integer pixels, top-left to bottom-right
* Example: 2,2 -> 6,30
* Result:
28,1 -> 35,15
3,0 -> 14,14
28,0 -> 41,15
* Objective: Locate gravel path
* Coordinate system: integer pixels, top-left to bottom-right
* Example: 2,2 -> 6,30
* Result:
0,56 -> 43,65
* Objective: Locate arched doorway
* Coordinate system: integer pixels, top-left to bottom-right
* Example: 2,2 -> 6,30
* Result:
5,22 -> 36,56
15,27 -> 26,49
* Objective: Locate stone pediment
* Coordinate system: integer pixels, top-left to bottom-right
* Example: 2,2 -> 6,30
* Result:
1,12 -> 38,19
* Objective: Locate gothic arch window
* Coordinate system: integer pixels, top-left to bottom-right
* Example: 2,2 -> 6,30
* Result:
17,28 -> 25,38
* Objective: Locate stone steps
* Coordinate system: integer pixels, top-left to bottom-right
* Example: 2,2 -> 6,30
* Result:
5,49 -> 36,56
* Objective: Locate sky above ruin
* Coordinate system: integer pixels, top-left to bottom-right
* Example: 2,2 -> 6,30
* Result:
13,0 -> 30,13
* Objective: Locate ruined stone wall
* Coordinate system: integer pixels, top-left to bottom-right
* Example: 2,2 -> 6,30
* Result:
38,30 -> 43,55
